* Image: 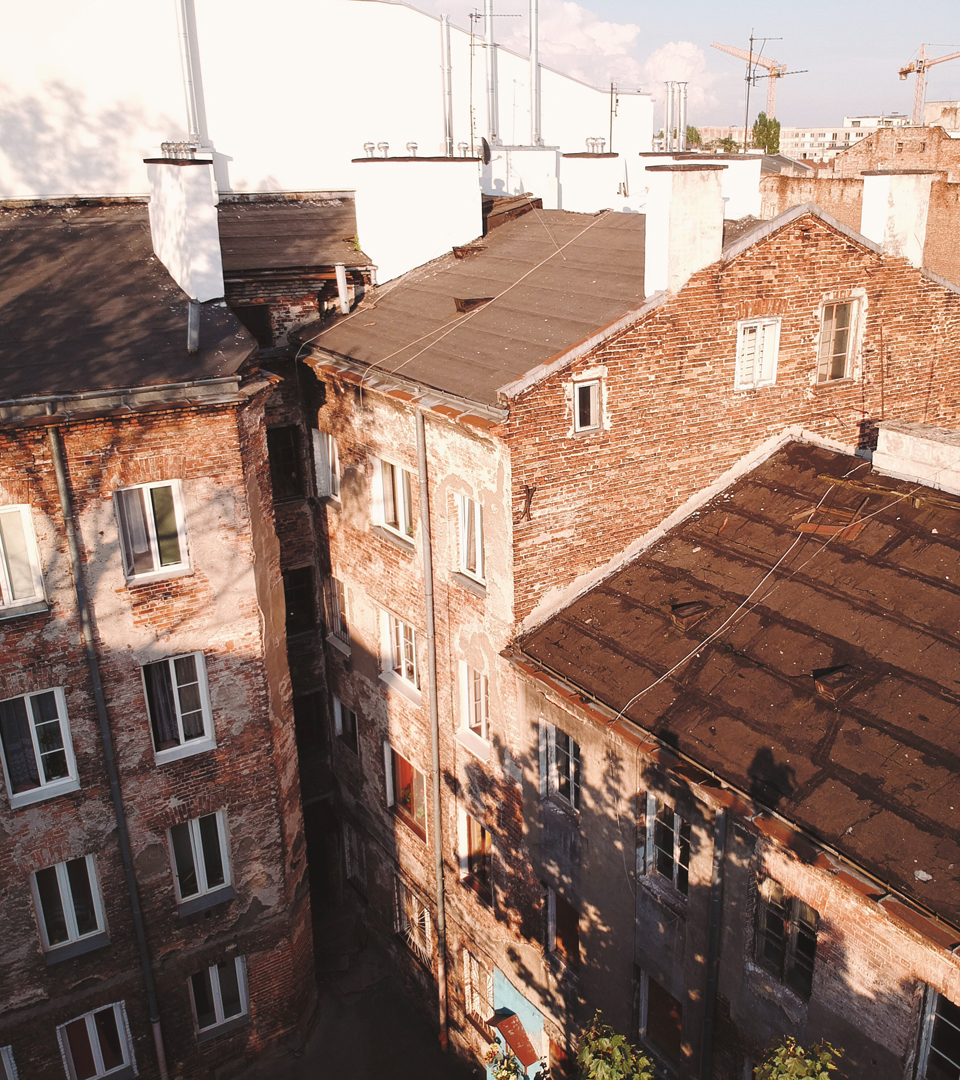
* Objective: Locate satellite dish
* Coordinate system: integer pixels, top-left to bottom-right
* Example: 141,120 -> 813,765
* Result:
481,137 -> 491,164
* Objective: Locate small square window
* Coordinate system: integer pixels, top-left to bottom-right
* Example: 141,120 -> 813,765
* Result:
169,812 -> 231,904
142,653 -> 215,761
385,744 -> 426,840
0,688 -> 78,808
574,380 -> 600,432
735,318 -> 780,390
333,696 -> 358,754
459,808 -> 493,904
645,794 -> 691,896
395,877 -> 431,964
282,567 -> 316,637
456,495 -> 484,581
0,505 -> 45,611
58,1002 -> 135,1079
755,878 -> 818,1000
312,430 -> 340,500
374,459 -> 414,540
32,855 -> 105,953
267,426 -> 304,502
190,957 -> 249,1037
114,481 -> 188,580
817,300 -> 857,383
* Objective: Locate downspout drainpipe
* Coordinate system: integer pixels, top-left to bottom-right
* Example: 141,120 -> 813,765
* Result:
441,15 -> 455,157
699,808 -> 727,1080
48,425 -> 170,1080
415,409 -> 448,1050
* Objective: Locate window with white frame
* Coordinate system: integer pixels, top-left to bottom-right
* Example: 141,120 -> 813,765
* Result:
395,877 -> 431,964
456,495 -> 484,581
58,1002 -> 134,1080
189,957 -> 249,1036
0,505 -> 44,612
142,653 -> 214,759
0,688 -> 78,808
385,743 -> 427,840
541,723 -> 581,810
31,856 -> 105,954
574,380 -> 600,432
374,459 -> 414,540
344,821 -> 366,895
325,577 -> 349,646
463,949 -> 495,1034
384,613 -> 419,689
0,1046 -> 17,1080
460,662 -> 489,743
458,808 -> 493,904
817,300 -> 857,383
734,318 -> 780,390
312,430 -> 340,500
645,794 -> 691,896
333,696 -> 358,754
168,813 -> 231,905
114,481 -> 188,579
918,989 -> 960,1080
755,878 -> 818,1000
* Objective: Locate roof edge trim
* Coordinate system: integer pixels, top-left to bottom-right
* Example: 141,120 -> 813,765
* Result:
720,202 -> 883,263
519,425 -> 854,634
498,291 -> 669,401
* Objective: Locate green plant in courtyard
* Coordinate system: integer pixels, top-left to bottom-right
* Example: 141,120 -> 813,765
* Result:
576,1011 -> 656,1080
754,1036 -> 841,1079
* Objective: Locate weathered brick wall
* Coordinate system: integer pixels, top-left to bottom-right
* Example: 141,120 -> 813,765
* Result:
0,399 -> 313,1080
925,179 -> 960,288
759,174 -> 863,232
832,126 -> 960,181
506,212 -> 960,623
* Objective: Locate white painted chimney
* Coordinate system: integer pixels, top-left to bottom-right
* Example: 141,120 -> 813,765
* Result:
145,158 -> 224,301
860,170 -> 935,268
644,164 -> 725,295
872,421 -> 960,495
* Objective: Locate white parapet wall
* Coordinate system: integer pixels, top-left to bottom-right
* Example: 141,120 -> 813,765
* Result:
482,148 -> 561,209
352,157 -> 483,283
872,421 -> 960,495
860,171 -> 934,268
557,154 -> 626,213
644,164 -> 725,296
639,153 -> 762,219
146,159 -> 224,301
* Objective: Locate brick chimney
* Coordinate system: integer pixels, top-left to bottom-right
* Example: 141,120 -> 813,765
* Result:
643,164 -> 725,295
860,170 -> 935,268
144,157 -> 224,301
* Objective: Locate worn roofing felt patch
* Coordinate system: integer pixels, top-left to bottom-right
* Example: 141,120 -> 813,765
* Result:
0,203 -> 254,400
310,209 -> 646,407
520,441 -> 960,925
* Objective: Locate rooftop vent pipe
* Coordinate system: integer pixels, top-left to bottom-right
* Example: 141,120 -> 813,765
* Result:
664,81 -> 675,151
530,0 -> 542,146
485,0 -> 500,145
378,142 -> 390,157
175,0 -> 206,149
363,141 -> 376,157
187,299 -> 200,354
335,263 -> 350,314
441,15 -> 454,156
677,82 -> 688,151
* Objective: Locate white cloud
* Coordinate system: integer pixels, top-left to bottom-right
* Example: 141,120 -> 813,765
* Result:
641,40 -> 720,113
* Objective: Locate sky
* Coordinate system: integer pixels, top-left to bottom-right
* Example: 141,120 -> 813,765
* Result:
408,0 -> 960,128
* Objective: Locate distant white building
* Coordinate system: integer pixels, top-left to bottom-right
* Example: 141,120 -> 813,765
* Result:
780,113 -> 910,162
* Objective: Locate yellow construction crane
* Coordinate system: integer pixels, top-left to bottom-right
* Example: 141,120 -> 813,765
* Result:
711,41 -> 788,118
899,44 -> 960,125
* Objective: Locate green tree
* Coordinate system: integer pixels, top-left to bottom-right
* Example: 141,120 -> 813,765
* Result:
706,135 -> 741,153
755,1037 -> 841,1079
577,1011 -> 656,1080
752,111 -> 781,154
686,125 -> 702,148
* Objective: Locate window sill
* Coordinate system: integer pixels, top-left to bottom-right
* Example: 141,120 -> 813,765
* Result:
394,807 -> 427,842
336,734 -> 359,756
814,376 -> 855,389
466,1013 -> 498,1044
456,728 -> 491,763
177,885 -> 237,918
123,566 -> 193,588
734,381 -> 777,393
273,493 -> 309,505
371,525 -> 416,554
327,633 -> 352,657
96,1066 -> 135,1080
0,598 -> 48,621
155,737 -> 217,766
451,572 -> 487,599
640,875 -> 688,916
379,670 -> 422,708
196,1013 -> 250,1045
461,876 -> 493,907
541,792 -> 579,822
8,776 -> 80,810
743,960 -> 811,1011
44,931 -> 110,965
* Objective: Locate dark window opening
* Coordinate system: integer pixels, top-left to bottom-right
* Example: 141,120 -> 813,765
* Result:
756,880 -> 818,1000
646,975 -> 683,1065
292,693 -> 326,760
230,305 -> 273,348
464,814 -> 493,904
554,892 -> 580,969
267,426 -> 304,501
926,992 -> 960,1080
282,567 -> 315,637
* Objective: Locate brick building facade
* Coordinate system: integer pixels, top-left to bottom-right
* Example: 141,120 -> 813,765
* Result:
0,203 -> 314,1080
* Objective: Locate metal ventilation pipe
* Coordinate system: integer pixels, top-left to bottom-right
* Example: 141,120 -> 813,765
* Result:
677,81 -> 688,151
664,81 -> 675,151
530,0 -> 542,146
335,263 -> 350,314
484,0 -> 500,145
441,15 -> 454,156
